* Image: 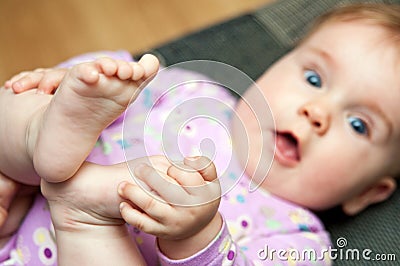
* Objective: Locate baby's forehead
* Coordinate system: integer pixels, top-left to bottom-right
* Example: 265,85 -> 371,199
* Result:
304,20 -> 400,61
314,18 -> 400,49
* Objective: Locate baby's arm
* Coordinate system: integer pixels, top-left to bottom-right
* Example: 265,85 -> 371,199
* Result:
118,156 -> 223,260
119,157 -> 332,265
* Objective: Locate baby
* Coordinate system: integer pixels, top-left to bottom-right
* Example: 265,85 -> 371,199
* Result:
1,2 -> 400,265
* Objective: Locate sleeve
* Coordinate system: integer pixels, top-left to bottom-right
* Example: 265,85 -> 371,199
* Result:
156,217 -> 238,266
156,215 -> 332,266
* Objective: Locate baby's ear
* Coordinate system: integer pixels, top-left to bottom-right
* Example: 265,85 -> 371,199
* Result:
342,176 -> 396,216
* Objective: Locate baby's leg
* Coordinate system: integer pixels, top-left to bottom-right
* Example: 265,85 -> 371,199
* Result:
0,88 -> 52,185
31,56 -> 159,183
41,161 -> 147,265
41,155 -> 216,265
40,157 -> 170,266
0,55 -> 158,185
40,156 -> 171,230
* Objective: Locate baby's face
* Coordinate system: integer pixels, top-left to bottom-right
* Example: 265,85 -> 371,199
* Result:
233,20 -> 400,210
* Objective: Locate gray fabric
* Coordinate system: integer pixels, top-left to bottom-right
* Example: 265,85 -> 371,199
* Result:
254,0 -> 400,47
318,192 -> 400,265
137,15 -> 290,87
135,0 -> 400,265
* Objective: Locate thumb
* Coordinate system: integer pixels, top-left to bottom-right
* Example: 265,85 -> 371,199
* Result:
184,156 -> 217,182
0,172 -> 20,210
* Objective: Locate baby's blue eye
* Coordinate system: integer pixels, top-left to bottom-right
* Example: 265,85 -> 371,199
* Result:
304,70 -> 322,88
348,117 -> 368,135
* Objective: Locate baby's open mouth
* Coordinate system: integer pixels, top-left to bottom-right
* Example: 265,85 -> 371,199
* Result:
275,131 -> 300,165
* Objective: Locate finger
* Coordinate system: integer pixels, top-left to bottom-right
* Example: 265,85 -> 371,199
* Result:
4,80 -> 12,88
118,181 -> 170,220
119,201 -> 165,235
182,157 -> 221,202
0,172 -> 20,209
6,71 -> 30,87
147,155 -> 172,173
37,69 -> 67,94
184,156 -> 218,182
134,164 -> 189,204
166,164 -> 220,205
0,175 -> 20,228
11,72 -> 45,93
166,163 -> 205,187
0,195 -> 34,236
0,207 -> 7,228
5,68 -> 45,89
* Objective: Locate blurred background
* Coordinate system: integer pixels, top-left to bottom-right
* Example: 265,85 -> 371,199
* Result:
0,0 -> 274,83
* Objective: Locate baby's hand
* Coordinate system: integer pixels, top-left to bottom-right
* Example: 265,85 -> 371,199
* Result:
0,172 -> 38,246
118,156 -> 221,241
4,68 -> 67,94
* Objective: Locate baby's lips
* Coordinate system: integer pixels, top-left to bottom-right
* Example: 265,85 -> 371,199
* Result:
275,131 -> 300,162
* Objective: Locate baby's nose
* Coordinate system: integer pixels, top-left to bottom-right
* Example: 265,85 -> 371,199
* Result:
299,103 -> 330,135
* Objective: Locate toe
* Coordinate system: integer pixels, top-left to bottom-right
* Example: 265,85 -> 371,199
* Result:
95,57 -> 118,76
138,54 -> 160,79
130,62 -> 145,81
38,69 -> 66,94
116,60 -> 134,80
73,63 -> 101,84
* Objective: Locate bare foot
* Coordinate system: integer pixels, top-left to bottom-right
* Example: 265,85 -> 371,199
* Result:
29,55 -> 159,183
40,156 -> 171,231
40,158 -> 160,266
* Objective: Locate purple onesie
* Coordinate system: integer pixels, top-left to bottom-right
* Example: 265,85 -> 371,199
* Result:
0,51 -> 332,265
